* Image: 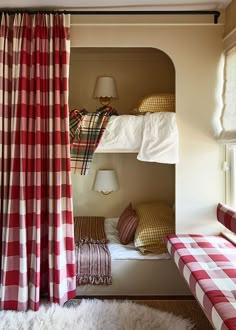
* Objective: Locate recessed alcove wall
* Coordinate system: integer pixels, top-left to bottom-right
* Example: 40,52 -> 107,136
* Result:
69,47 -> 175,114
69,47 -> 175,217
71,153 -> 175,217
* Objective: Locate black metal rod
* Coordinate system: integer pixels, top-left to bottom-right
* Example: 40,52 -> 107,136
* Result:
0,9 -> 221,24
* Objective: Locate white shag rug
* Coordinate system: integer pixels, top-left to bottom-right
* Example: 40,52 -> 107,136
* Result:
0,299 -> 194,330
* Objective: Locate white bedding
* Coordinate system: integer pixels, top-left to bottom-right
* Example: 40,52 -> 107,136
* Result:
137,112 -> 179,163
97,115 -> 143,152
96,112 -> 179,164
105,218 -> 169,260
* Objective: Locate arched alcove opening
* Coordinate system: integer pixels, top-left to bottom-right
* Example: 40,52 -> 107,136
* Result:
69,47 -> 176,219
69,47 -> 188,297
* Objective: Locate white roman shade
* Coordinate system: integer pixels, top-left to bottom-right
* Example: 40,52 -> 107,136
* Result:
218,46 -> 236,144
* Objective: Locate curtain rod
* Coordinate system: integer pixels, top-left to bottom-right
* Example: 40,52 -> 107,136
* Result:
0,10 -> 221,24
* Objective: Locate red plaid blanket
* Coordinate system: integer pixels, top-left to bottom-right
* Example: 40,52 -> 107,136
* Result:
167,234 -> 236,330
70,107 -> 117,175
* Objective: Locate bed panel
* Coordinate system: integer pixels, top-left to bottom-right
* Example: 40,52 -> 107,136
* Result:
76,259 -> 190,296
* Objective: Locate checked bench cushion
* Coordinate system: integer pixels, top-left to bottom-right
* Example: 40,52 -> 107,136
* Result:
217,203 -> 236,234
167,234 -> 236,330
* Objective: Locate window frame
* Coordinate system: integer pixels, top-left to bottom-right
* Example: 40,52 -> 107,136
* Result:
226,145 -> 236,208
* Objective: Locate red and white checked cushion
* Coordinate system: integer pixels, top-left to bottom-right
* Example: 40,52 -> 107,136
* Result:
167,234 -> 236,330
217,203 -> 236,234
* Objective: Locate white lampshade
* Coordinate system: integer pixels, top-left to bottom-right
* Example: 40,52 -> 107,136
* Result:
93,76 -> 118,99
93,170 -> 119,195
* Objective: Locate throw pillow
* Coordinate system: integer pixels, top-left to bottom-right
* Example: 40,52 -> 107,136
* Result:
117,204 -> 138,245
117,203 -> 134,231
134,201 -> 175,254
136,94 -> 175,113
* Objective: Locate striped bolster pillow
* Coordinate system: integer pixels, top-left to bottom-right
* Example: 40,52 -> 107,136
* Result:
217,202 -> 236,233
117,204 -> 138,245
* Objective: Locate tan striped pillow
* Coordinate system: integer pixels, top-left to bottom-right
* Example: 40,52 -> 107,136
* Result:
134,201 -> 175,253
117,204 -> 138,245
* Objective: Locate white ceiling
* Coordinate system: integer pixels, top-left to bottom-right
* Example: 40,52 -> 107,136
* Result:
0,0 -> 232,10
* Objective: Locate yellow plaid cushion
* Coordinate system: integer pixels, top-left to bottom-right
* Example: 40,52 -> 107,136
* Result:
137,94 -> 175,113
134,201 -> 175,254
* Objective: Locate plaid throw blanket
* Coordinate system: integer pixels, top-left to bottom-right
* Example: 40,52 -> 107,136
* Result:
74,216 -> 112,285
70,106 -> 117,175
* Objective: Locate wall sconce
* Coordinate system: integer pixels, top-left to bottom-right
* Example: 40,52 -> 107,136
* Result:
93,76 -> 118,106
93,169 -> 119,195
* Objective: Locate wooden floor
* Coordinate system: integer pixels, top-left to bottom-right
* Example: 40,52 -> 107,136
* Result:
69,296 -> 213,330
133,299 -> 213,330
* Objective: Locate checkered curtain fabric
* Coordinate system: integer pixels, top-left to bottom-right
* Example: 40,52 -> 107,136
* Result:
217,202 -> 236,233
0,13 -> 76,311
167,234 -> 236,329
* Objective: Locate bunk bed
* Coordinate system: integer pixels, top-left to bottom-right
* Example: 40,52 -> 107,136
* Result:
71,95 -> 185,296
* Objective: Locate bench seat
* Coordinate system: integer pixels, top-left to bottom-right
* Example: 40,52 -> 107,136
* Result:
167,234 -> 236,330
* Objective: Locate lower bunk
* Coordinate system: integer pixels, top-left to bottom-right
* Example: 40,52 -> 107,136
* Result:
75,217 -> 190,296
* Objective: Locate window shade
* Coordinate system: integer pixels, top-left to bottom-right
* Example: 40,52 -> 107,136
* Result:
218,46 -> 236,144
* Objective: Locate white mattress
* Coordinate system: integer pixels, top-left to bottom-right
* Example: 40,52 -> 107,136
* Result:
105,218 -> 170,260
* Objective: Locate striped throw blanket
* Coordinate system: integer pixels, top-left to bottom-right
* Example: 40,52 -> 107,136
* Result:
70,107 -> 117,175
74,216 -> 112,285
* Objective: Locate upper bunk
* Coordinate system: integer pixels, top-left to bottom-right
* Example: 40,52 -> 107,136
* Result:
95,111 -> 178,164
70,91 -> 178,177
69,47 -> 177,175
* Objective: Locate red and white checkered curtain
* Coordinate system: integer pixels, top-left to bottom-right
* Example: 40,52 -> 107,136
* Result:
0,13 -> 76,311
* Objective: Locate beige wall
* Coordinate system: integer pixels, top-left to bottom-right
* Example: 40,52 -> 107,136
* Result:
224,1 -> 236,49
69,48 -> 175,114
72,153 -> 175,217
225,0 -> 236,36
70,18 -> 225,234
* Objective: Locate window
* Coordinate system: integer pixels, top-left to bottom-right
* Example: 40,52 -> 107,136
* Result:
221,47 -> 236,208
229,146 -> 236,208
222,145 -> 236,242
225,145 -> 236,208
219,46 -> 236,143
